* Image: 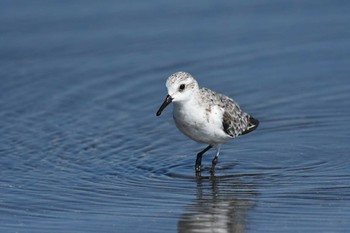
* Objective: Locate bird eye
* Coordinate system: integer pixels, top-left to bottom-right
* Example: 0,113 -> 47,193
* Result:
179,84 -> 185,91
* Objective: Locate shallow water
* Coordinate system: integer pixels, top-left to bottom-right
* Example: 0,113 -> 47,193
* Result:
1,0 -> 350,232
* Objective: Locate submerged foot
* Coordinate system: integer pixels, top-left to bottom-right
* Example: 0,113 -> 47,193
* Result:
195,153 -> 202,173
194,145 -> 212,173
210,156 -> 218,174
195,163 -> 201,173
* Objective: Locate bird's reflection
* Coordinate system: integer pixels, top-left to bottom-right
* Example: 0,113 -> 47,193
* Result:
178,174 -> 257,233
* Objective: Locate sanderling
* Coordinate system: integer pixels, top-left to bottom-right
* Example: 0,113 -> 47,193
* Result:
156,71 -> 259,173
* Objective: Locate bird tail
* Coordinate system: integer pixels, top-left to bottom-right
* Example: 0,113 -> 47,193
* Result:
242,115 -> 259,135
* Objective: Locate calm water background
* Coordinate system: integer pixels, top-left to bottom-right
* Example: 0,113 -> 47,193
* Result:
1,0 -> 350,232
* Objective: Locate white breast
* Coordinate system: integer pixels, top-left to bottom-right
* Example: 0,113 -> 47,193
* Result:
172,99 -> 231,145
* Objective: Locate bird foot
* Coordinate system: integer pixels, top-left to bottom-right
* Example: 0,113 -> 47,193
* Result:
195,164 -> 201,172
210,157 -> 218,174
195,154 -> 202,173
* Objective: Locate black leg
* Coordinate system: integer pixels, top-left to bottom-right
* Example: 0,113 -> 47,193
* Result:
212,155 -> 218,166
195,145 -> 212,173
210,155 -> 218,174
210,146 -> 220,174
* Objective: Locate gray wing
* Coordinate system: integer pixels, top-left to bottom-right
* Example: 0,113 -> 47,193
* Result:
221,100 -> 249,137
200,88 -> 258,137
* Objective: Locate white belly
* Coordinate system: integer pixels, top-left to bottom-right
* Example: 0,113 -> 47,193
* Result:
172,102 -> 231,145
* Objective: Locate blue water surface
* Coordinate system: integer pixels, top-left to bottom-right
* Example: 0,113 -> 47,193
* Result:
1,1 -> 350,232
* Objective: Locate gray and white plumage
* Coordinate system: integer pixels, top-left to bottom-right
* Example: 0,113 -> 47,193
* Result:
156,71 -> 258,173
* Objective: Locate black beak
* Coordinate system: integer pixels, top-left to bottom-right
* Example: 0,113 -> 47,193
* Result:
156,95 -> 173,116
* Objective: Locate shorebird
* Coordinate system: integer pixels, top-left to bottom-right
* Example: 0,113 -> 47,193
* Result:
156,71 -> 259,173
